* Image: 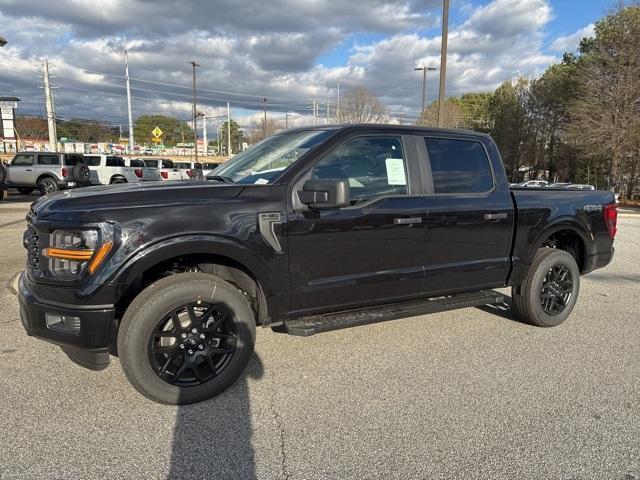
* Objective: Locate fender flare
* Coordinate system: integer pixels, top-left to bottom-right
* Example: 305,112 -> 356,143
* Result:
526,216 -> 594,266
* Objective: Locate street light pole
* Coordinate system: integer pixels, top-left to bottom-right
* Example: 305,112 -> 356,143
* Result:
188,60 -> 200,163
414,66 -> 436,125
437,0 -> 450,128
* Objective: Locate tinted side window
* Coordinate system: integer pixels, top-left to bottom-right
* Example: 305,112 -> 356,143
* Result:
161,160 -> 174,169
312,136 -> 408,205
11,154 -> 34,166
106,156 -> 125,167
38,155 -> 60,166
424,138 -> 493,194
84,156 -> 101,166
144,160 -> 158,168
130,159 -> 145,167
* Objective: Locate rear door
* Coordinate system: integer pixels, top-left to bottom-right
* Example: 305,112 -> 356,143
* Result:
418,135 -> 514,294
287,134 -> 428,315
8,153 -> 35,185
36,153 -> 62,183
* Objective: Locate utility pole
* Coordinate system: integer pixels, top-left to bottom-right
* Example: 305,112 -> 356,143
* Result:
336,82 -> 340,122
263,98 -> 267,139
437,0 -> 450,128
42,59 -> 57,152
414,66 -> 436,125
124,37 -> 135,154
285,114 -> 290,129
312,98 -> 317,125
202,115 -> 207,156
227,102 -> 232,158
188,60 -> 200,163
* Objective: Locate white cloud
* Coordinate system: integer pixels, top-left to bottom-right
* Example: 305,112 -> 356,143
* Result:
549,23 -> 595,52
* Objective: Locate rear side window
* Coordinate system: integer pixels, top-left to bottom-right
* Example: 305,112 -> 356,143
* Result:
106,156 -> 125,167
424,138 -> 493,194
161,160 -> 174,169
130,159 -> 145,167
144,160 -> 158,168
174,162 -> 190,169
84,156 -> 101,166
38,155 -> 60,166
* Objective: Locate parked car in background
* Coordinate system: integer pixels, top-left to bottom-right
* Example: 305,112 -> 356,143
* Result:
0,152 -> 90,195
172,161 -> 196,180
143,158 -> 182,181
201,161 -> 223,176
547,182 -> 572,188
566,184 -> 595,190
126,158 -> 162,182
84,154 -> 140,184
519,180 -> 548,188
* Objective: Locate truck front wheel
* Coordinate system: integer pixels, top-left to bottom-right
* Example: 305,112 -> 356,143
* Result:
511,248 -> 580,327
117,273 -> 256,405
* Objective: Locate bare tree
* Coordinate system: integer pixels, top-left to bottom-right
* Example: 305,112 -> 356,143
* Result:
569,4 -> 640,190
246,118 -> 284,144
337,86 -> 387,124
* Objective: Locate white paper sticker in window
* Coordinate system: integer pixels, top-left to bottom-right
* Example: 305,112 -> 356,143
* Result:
254,178 -> 269,185
385,158 -> 406,185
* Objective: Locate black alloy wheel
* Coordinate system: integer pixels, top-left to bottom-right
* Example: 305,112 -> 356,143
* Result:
540,264 -> 573,316
148,302 -> 237,386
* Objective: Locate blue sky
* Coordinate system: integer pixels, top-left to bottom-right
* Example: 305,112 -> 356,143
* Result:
0,0 -> 614,128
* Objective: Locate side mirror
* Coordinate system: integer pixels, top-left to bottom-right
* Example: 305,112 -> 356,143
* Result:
298,179 -> 350,209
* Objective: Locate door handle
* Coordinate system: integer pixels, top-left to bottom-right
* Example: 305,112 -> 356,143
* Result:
25,169 -> 33,172
484,213 -> 508,220
394,217 -> 422,225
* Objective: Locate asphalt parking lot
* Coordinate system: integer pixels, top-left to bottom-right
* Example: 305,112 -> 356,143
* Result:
1,193 -> 639,480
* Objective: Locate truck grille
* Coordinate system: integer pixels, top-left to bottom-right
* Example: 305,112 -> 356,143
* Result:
24,225 -> 41,275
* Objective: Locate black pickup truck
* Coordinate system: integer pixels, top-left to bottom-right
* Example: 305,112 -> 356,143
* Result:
18,125 -> 617,404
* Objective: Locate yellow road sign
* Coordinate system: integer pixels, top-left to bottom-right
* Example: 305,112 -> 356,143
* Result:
151,127 -> 163,138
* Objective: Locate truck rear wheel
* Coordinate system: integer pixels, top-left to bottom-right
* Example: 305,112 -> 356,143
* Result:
118,272 -> 256,405
511,248 -> 580,327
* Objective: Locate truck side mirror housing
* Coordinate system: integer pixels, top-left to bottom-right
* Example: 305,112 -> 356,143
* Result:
298,179 -> 350,209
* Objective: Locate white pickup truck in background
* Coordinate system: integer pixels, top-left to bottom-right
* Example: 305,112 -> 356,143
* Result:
126,158 -> 161,182
142,158 -> 182,181
84,154 -> 140,184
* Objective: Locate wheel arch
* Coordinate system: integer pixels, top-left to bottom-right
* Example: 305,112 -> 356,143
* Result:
529,219 -> 592,272
110,174 -> 127,184
113,238 -> 272,326
36,173 -> 60,184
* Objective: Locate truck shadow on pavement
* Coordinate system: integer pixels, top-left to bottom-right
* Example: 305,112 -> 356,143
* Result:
168,353 -> 264,480
476,299 -> 529,325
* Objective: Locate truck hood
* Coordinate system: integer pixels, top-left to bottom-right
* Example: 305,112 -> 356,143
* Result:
31,180 -> 245,222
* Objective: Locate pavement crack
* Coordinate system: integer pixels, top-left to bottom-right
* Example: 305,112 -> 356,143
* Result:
269,402 -> 291,480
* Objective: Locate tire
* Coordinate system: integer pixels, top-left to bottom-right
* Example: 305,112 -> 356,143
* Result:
118,272 -> 257,405
37,176 -> 58,194
511,248 -> 580,327
72,163 -> 91,186
110,176 -> 126,184
0,189 -> 6,202
17,187 -> 34,195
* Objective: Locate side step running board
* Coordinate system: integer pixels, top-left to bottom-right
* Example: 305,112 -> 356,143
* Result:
283,290 -> 505,337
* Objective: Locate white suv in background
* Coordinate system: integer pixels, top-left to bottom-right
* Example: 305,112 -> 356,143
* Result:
84,154 -> 140,184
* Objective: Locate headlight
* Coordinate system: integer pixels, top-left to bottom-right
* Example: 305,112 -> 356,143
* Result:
43,228 -> 113,278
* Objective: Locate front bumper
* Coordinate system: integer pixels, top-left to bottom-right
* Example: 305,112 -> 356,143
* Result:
18,272 -> 115,370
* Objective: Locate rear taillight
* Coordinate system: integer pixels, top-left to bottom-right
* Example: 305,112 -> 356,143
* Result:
160,171 -> 168,179
134,168 -> 143,178
61,167 -> 68,178
604,203 -> 617,239
186,170 -> 193,178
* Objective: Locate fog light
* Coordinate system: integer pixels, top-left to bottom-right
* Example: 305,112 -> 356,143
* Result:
45,313 -> 81,334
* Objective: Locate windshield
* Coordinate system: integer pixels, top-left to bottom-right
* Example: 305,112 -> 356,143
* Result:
208,129 -> 335,184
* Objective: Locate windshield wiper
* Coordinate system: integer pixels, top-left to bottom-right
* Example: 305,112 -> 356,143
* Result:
206,175 -> 234,184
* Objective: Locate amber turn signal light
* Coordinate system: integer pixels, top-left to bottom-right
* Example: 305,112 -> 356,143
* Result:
88,241 -> 114,274
44,248 -> 94,261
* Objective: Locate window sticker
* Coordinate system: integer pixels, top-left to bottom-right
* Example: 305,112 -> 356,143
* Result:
254,178 -> 269,185
385,158 -> 406,185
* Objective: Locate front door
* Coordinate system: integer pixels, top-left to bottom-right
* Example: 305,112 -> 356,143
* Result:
419,136 -> 514,294
8,153 -> 35,185
287,135 -> 428,315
